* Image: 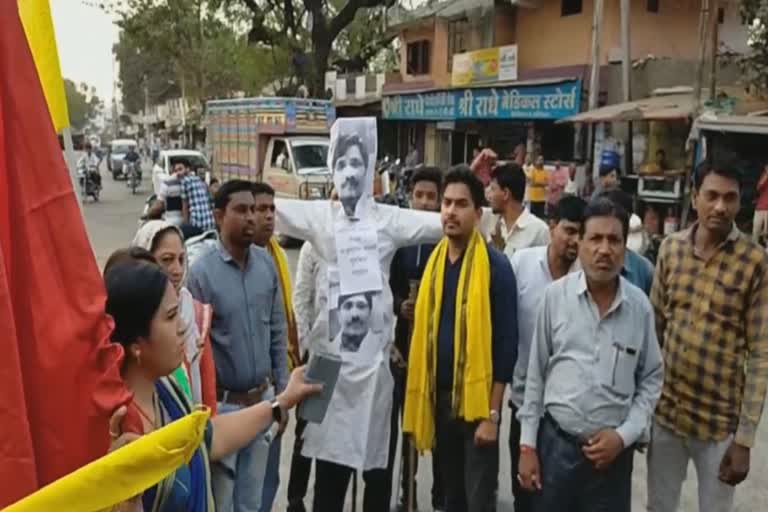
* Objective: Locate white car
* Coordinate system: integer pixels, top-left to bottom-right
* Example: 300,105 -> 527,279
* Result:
152,149 -> 211,195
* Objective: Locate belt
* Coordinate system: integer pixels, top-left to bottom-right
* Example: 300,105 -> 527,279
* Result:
544,411 -> 587,446
217,379 -> 271,407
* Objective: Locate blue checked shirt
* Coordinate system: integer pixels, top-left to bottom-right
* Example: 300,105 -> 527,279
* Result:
181,175 -> 216,232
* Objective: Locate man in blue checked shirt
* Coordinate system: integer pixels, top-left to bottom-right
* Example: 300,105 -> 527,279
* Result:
181,166 -> 217,235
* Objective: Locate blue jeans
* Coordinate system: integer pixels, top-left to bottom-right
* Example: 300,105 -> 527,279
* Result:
259,430 -> 282,512
212,388 -> 275,512
531,414 -> 633,512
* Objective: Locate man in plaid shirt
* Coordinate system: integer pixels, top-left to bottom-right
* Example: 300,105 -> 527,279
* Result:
648,157 -> 768,512
181,166 -> 216,234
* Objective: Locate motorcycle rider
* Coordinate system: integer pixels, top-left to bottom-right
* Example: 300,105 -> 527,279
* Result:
77,143 -> 102,189
123,145 -> 142,179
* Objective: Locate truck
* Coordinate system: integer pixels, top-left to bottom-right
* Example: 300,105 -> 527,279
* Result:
206,97 -> 336,200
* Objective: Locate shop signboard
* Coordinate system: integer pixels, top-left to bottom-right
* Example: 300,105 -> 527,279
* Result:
452,45 -> 518,87
382,80 -> 582,121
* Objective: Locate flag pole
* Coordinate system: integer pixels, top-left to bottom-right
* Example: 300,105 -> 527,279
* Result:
61,126 -> 81,207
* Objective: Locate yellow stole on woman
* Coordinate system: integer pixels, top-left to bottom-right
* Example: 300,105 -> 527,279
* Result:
403,229 -> 493,452
268,238 -> 302,370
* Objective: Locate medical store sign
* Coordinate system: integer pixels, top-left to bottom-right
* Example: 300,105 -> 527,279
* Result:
382,80 -> 582,121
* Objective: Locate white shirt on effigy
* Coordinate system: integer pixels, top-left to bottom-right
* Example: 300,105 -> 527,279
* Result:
275,197 -> 443,470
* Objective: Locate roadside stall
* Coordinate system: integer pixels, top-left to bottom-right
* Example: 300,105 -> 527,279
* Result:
559,88 -> 768,260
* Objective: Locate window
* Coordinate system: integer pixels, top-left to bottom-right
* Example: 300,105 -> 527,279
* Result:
647,0 -> 659,13
271,140 -> 291,172
561,0 -> 582,16
406,40 -> 431,75
447,19 -> 470,71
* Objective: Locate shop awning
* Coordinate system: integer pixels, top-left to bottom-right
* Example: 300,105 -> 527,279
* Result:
691,114 -> 768,136
559,94 -> 694,124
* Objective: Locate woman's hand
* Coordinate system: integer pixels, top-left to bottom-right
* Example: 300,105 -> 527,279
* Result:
108,406 -> 143,511
108,406 -> 141,453
276,366 -> 323,410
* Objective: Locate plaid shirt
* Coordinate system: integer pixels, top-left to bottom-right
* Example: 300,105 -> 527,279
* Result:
651,224 -> 768,447
181,175 -> 216,232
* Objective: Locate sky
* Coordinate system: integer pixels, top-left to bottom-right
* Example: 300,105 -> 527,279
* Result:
51,1 -> 119,104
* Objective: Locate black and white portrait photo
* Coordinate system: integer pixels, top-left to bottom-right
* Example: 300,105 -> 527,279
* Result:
329,118 -> 377,218
336,291 -> 374,352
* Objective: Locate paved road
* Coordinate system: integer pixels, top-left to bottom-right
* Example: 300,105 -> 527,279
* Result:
83,162 -> 768,511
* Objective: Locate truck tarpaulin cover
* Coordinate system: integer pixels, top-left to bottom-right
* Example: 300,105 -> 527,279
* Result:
0,1 -> 131,506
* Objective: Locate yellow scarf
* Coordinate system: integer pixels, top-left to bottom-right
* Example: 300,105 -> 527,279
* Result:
6,410 -> 209,512
403,230 -> 493,452
268,238 -> 302,370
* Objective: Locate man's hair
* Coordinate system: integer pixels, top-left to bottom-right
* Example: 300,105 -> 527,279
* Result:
410,166 -> 442,193
209,177 -> 220,185
598,189 -> 633,215
581,197 -> 629,241
694,156 -> 742,191
252,182 -> 275,197
490,163 -> 526,203
443,165 -> 485,209
550,195 -> 587,225
333,134 -> 369,170
214,179 -> 254,210
338,291 -> 374,311
599,165 -> 617,177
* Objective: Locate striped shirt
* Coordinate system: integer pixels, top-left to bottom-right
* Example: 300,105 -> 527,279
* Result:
651,224 -> 768,447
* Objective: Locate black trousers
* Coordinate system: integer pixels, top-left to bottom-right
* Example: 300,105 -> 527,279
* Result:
508,404 -> 533,512
531,414 -> 633,512
286,416 -> 313,512
312,459 -> 391,512
387,362 -> 445,509
435,391 -> 498,512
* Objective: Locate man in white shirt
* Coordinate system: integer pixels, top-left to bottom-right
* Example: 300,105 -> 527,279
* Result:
484,163 -> 550,259
506,195 -> 586,512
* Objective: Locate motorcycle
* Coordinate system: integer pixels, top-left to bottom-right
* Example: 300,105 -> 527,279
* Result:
376,157 -> 412,208
125,161 -> 140,194
78,164 -> 101,202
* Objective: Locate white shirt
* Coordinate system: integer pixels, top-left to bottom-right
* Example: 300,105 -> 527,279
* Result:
519,272 -> 663,448
508,245 -> 579,408
275,197 -> 443,470
293,242 -> 323,353
481,208 -> 550,260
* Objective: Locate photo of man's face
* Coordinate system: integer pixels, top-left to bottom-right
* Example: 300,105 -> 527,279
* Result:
333,134 -> 369,217
338,293 -> 372,352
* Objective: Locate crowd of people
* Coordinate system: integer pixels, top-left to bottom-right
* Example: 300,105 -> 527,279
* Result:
99,124 -> 767,512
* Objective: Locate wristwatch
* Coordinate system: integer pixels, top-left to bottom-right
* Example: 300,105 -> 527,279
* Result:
489,409 -> 500,425
270,399 -> 283,424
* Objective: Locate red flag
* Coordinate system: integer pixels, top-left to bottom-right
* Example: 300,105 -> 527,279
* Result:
0,3 -> 131,506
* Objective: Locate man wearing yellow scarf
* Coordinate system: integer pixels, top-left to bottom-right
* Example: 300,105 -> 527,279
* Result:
247,182 -> 301,512
404,167 -> 519,511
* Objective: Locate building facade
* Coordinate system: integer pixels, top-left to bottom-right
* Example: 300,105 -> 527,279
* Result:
382,0 -> 749,167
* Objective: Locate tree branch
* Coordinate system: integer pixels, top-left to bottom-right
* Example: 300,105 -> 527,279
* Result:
329,0 -> 394,41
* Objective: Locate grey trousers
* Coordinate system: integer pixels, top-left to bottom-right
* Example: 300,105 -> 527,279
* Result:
435,391 -> 499,512
647,420 -> 736,512
531,414 -> 634,512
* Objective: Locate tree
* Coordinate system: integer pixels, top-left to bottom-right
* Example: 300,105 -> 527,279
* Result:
739,0 -> 768,94
218,0 -> 399,95
105,0 -> 265,112
64,79 -> 103,131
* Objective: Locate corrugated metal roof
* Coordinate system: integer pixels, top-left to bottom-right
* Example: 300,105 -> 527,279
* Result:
560,94 -> 694,124
693,114 -> 768,135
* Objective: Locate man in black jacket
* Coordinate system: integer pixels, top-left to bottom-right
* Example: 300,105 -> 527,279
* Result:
388,166 -> 445,511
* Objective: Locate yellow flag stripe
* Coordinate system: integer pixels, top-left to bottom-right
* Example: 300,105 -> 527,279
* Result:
18,0 -> 70,131
5,409 -> 210,512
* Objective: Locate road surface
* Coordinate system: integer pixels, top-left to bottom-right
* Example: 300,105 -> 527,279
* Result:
83,161 -> 768,511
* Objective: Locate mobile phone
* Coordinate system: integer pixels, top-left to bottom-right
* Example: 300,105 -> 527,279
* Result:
298,353 -> 342,424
